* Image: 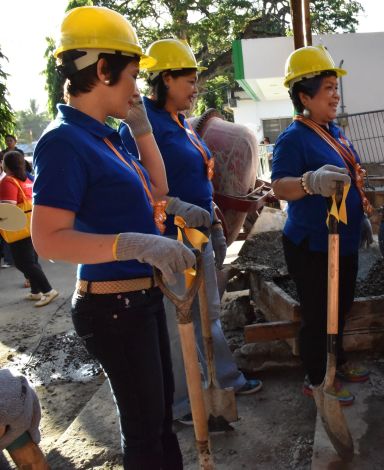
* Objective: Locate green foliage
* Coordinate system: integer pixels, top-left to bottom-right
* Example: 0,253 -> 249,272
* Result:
44,37 -> 65,118
43,0 -> 94,118
93,0 -> 363,115
0,49 -> 15,148
43,0 -> 363,118
195,75 -> 235,121
15,100 -> 50,143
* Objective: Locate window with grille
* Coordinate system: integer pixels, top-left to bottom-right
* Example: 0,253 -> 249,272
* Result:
262,117 -> 292,143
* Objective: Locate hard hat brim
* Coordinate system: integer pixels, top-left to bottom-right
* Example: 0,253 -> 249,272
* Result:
139,54 -> 157,70
284,66 -> 347,88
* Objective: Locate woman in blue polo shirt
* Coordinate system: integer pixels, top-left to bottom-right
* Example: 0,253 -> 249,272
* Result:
120,39 -> 263,422
31,7 -> 208,469
272,45 -> 370,405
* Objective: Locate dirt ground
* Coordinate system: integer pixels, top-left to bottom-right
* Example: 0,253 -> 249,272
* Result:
1,234 -> 383,469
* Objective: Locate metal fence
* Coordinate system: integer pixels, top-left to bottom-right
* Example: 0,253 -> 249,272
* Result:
341,110 -> 384,164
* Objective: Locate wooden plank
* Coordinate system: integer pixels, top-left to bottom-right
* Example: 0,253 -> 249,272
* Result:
244,320 -> 300,343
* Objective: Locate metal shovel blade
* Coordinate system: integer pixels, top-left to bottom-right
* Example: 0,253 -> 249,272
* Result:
312,355 -> 354,462
203,383 -> 237,424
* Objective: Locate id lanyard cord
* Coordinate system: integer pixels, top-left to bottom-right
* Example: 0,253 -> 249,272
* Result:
171,113 -> 214,180
104,137 -> 167,232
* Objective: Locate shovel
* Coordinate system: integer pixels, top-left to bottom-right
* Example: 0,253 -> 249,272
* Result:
198,257 -> 238,429
154,254 -> 215,470
312,181 -> 354,461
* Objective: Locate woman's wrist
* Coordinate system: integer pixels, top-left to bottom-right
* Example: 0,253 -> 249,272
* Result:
301,172 -> 314,195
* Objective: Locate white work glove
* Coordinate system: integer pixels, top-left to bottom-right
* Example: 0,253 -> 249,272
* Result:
166,197 -> 211,228
211,224 -> 227,269
303,164 -> 350,197
123,98 -> 152,138
115,233 -> 195,285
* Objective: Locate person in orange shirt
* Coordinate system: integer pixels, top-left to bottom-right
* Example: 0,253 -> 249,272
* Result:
0,151 -> 58,307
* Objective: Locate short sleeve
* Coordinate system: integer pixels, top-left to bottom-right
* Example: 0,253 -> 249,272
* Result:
0,178 -> 18,203
271,129 -> 306,181
119,122 -> 140,159
33,134 -> 88,212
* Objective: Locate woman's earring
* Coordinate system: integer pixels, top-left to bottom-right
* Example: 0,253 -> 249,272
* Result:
104,79 -> 110,86
303,108 -> 310,118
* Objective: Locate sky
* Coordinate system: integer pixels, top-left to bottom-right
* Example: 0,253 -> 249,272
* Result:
0,0 -> 383,113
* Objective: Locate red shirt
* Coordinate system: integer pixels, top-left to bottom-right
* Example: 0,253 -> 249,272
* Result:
0,176 -> 33,204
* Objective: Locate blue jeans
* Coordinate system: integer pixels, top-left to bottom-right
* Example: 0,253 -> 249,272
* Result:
164,239 -> 245,418
71,286 -> 182,470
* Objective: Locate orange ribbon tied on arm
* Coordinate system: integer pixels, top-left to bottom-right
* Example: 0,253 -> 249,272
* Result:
174,215 -> 209,288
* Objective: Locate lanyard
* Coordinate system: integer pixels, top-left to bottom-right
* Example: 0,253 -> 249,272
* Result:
295,116 -> 373,215
171,113 -> 214,181
104,137 -> 167,233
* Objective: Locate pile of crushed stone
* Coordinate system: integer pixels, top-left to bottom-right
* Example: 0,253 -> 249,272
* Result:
235,231 -> 384,298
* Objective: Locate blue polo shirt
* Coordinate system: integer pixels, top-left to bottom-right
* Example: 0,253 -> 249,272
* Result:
33,104 -> 158,281
119,97 -> 214,236
271,120 -> 363,255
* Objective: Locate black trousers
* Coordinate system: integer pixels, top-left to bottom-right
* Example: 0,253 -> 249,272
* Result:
71,287 -> 183,470
282,235 -> 358,385
9,237 -> 52,294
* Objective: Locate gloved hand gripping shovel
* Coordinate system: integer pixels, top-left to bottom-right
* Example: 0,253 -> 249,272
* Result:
197,245 -> 238,430
312,181 -> 354,461
154,253 -> 215,470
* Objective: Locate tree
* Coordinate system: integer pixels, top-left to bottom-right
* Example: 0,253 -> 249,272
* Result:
43,0 -> 94,118
0,48 -> 15,148
44,0 -> 363,117
15,99 -> 50,143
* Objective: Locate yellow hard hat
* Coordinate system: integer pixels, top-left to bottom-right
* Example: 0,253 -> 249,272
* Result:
145,39 -> 207,73
283,45 -> 346,88
54,6 -> 156,70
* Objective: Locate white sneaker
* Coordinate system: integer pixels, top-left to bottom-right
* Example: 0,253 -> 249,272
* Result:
26,293 -> 42,301
34,289 -> 59,307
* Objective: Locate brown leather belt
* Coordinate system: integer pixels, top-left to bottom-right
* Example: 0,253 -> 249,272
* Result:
76,277 -> 157,295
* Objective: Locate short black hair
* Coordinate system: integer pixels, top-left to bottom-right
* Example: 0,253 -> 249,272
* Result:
148,68 -> 197,109
290,70 -> 337,113
58,51 -> 139,99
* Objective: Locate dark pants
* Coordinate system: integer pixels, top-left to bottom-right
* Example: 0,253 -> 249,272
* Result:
0,235 -> 13,264
71,287 -> 183,470
283,235 -> 358,385
9,237 -> 51,294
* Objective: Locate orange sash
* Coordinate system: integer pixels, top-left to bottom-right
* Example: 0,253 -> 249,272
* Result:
104,138 -> 167,233
295,115 -> 373,215
171,113 -> 214,181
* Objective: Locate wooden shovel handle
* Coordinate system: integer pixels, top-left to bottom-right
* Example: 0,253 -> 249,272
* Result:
327,181 -> 343,336
327,233 -> 339,335
8,440 -> 51,470
198,264 -> 218,386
